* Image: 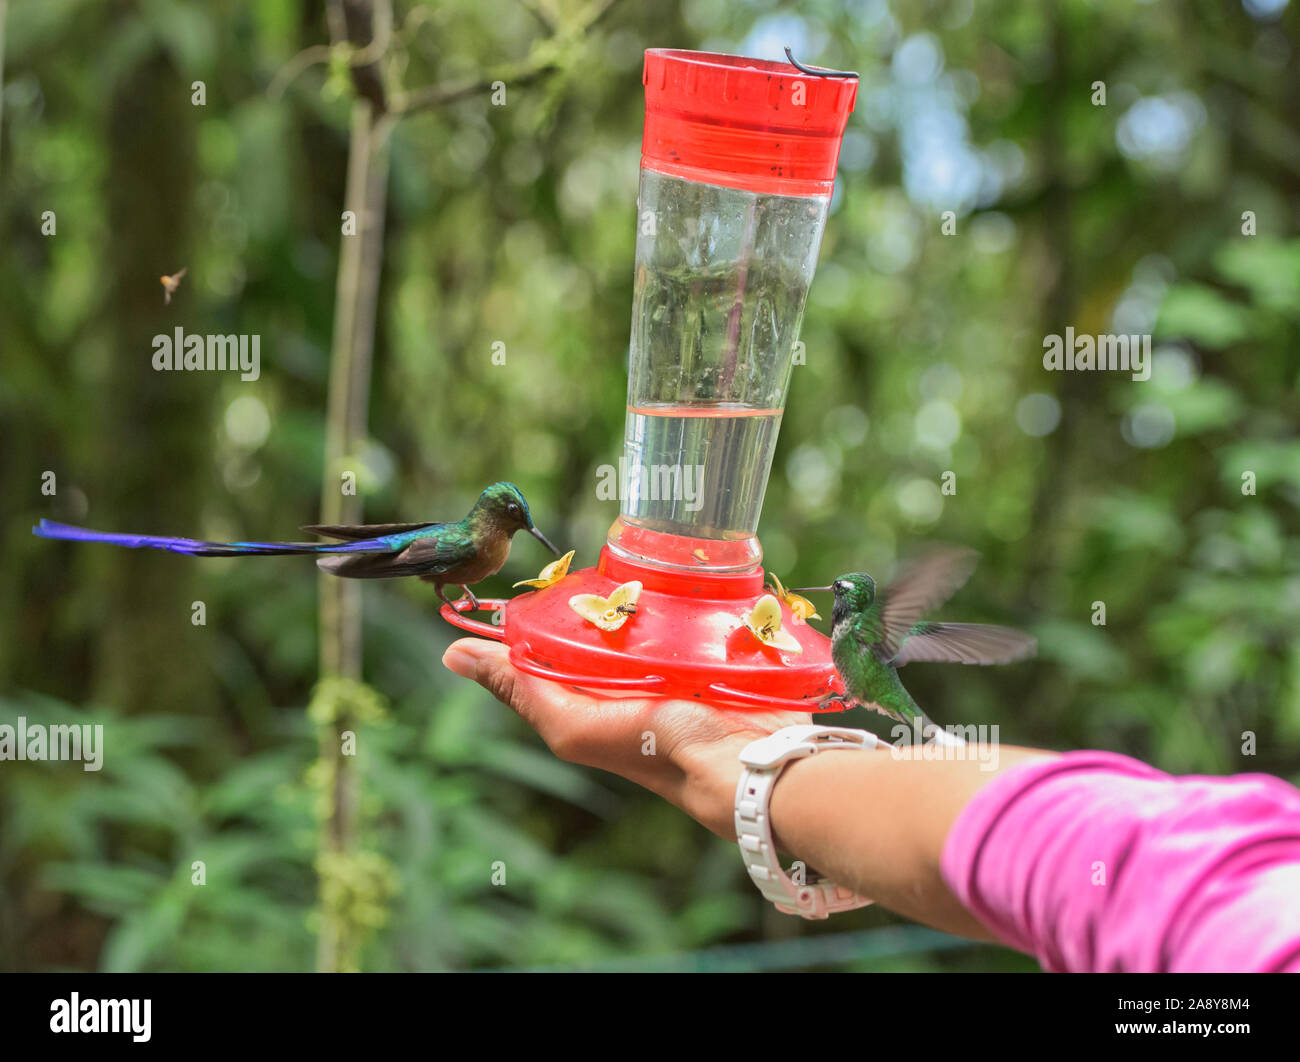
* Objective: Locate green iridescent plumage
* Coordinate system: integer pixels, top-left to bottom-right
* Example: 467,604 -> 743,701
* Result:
33,481 -> 561,609
801,547 -> 1036,724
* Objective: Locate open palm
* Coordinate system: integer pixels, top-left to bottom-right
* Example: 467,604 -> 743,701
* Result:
442,638 -> 814,838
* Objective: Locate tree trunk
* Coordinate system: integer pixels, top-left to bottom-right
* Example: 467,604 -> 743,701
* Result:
314,97 -> 391,974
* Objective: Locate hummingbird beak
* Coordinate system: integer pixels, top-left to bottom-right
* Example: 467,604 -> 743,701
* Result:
791,585 -> 832,594
529,526 -> 562,556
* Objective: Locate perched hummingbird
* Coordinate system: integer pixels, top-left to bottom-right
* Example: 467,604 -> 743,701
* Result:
33,481 -> 561,609
798,547 -> 1035,725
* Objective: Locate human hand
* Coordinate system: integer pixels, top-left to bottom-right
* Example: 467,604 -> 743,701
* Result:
441,637 -> 813,838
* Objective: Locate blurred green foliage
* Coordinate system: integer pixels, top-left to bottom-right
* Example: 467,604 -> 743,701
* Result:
1,0 -> 1297,971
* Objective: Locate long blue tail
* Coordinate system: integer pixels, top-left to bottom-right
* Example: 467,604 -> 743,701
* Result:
32,519 -> 397,557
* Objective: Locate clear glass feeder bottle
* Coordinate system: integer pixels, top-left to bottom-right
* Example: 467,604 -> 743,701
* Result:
607,49 -> 857,573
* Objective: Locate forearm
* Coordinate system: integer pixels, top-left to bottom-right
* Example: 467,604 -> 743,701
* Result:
677,739 -> 1057,937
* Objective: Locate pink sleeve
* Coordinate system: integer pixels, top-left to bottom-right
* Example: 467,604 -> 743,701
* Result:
940,750 -> 1300,972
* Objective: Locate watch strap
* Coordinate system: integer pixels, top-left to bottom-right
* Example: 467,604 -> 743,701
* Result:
734,725 -> 878,920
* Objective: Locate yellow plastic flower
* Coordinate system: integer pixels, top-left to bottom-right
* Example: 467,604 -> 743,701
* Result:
744,594 -> 803,653
569,581 -> 642,631
767,572 -> 821,623
513,549 -> 576,590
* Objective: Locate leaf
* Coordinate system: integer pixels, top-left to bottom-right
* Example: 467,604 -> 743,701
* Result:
40,863 -> 163,915
1155,283 -> 1253,348
1218,439 -> 1300,490
1090,490 -> 1186,554
1032,620 -> 1130,683
474,742 -> 619,816
1157,378 -> 1243,436
1214,238 -> 1300,313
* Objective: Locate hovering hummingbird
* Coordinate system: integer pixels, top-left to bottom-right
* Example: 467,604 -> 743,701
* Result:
798,547 -> 1035,725
33,481 -> 561,609
160,267 -> 187,305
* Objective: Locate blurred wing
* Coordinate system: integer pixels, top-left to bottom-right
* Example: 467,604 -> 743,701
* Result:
891,621 -> 1037,667
877,546 -> 980,661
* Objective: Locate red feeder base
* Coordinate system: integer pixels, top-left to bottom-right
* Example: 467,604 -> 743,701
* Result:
441,546 -> 845,712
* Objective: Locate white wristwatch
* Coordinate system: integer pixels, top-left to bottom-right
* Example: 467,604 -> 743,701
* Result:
734,725 -> 878,920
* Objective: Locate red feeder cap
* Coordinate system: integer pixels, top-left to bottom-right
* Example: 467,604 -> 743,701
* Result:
641,48 -> 859,199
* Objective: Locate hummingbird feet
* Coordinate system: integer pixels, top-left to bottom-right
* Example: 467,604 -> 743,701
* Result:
437,585 -> 480,611
818,692 -> 856,713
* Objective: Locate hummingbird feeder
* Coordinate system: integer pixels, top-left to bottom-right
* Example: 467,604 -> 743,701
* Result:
443,48 -> 859,711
